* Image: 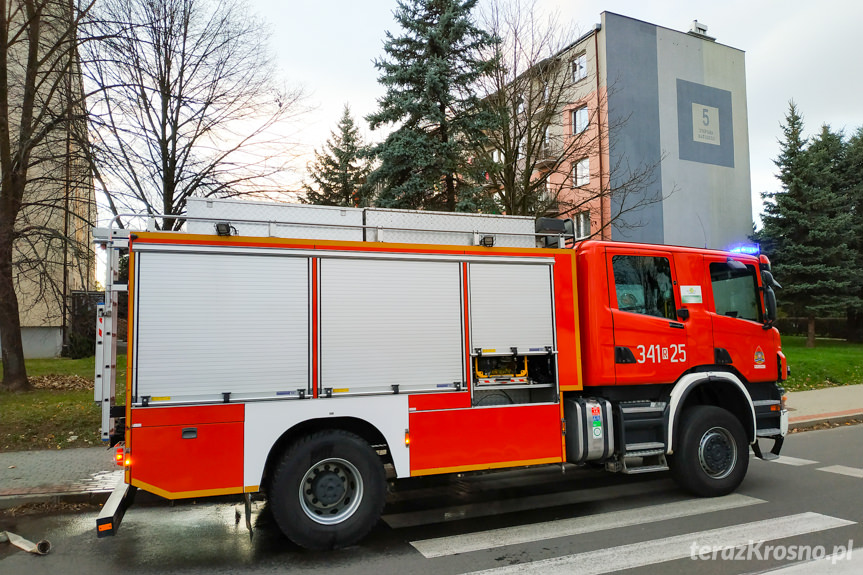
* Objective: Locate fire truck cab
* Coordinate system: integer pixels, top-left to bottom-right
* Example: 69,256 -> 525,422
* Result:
93,199 -> 787,549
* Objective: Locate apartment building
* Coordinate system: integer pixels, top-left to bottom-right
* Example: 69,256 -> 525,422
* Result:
547,12 -> 752,249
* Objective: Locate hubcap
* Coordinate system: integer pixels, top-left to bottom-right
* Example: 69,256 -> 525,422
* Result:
698,426 -> 737,480
299,458 -> 363,525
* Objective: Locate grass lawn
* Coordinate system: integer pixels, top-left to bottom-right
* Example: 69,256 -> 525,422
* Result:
0,355 -> 125,452
782,336 -> 863,392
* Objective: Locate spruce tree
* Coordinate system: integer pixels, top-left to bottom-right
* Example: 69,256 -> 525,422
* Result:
367,0 -> 497,212
759,103 -> 857,346
844,128 -> 863,340
303,105 -> 371,207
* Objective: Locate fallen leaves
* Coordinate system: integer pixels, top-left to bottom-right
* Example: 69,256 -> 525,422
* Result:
30,375 -> 92,391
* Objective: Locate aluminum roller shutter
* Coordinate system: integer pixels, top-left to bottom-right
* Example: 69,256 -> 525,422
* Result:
469,263 -> 555,354
320,258 -> 463,393
134,251 -> 309,400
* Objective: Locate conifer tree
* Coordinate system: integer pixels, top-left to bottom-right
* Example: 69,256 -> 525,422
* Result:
843,128 -> 863,340
303,105 -> 371,207
759,103 -> 857,347
367,0 -> 497,212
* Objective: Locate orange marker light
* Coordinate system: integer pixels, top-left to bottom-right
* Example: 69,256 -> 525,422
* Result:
404,429 -> 410,447
115,447 -> 124,465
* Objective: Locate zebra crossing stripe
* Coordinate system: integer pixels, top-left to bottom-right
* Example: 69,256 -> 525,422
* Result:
411,493 -> 764,558
771,455 -> 818,466
465,512 -> 854,575
817,465 -> 863,479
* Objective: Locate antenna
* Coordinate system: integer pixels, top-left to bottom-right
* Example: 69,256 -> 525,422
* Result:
695,213 -> 707,248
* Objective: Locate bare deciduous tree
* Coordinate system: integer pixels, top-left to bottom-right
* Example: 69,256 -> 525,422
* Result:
1,0 -> 95,391
83,0 -> 306,230
475,0 -> 665,236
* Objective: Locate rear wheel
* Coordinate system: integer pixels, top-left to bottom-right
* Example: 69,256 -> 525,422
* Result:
668,405 -> 749,497
270,430 -> 386,549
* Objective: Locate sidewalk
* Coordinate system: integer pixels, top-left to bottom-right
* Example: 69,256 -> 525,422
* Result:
0,447 -> 123,509
1,384 -> 862,510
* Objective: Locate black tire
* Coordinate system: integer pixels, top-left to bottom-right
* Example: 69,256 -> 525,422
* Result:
668,405 -> 749,497
269,430 -> 386,550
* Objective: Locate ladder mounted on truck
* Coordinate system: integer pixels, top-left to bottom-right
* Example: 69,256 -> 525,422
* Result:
93,228 -> 129,446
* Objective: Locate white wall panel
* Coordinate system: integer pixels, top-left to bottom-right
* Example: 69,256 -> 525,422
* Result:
134,252 -> 309,398
320,258 -> 463,391
470,263 -> 555,353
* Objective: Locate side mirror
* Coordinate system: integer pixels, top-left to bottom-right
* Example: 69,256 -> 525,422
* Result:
763,286 -> 777,323
761,269 -> 781,289
677,308 -> 690,320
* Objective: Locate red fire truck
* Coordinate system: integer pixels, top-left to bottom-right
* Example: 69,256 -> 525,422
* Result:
93,199 -> 787,550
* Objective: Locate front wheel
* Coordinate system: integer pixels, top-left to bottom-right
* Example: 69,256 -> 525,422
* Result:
269,430 -> 386,549
668,405 -> 749,497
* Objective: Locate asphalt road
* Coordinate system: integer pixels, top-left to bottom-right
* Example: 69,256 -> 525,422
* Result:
2,425 -> 863,575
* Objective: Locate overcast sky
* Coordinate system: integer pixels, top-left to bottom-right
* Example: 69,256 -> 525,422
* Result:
248,0 -> 863,225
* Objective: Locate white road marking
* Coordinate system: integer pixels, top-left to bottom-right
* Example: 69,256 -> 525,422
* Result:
383,478 -> 674,529
817,465 -> 863,479
465,512 -> 855,575
411,494 -> 765,558
771,455 -> 819,466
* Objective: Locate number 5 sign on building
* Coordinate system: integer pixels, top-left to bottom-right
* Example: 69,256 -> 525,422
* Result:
692,103 -> 720,145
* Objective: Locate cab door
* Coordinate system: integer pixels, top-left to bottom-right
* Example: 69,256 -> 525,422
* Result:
607,248 -> 689,385
704,257 -> 778,383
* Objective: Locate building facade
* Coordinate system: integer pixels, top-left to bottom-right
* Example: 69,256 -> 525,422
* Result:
0,1 -> 96,359
549,12 -> 752,249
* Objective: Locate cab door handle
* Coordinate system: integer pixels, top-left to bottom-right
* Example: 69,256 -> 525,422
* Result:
182,428 -> 197,439
669,322 -> 685,329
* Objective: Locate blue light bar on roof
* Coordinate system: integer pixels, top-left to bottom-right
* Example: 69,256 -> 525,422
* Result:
728,243 -> 760,255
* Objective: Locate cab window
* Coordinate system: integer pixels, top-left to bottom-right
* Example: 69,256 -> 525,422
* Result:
612,255 -> 676,319
709,262 -> 761,322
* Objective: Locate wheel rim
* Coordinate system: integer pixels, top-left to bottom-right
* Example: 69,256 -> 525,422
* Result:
697,426 -> 738,480
299,457 -> 364,525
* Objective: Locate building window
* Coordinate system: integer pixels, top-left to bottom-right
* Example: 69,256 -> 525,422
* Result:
575,211 -> 590,239
573,157 -> 589,187
572,53 -> 587,83
572,106 -> 588,134
544,127 -> 551,145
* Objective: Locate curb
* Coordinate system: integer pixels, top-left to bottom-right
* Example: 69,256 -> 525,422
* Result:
0,489 -> 248,512
788,412 -> 863,432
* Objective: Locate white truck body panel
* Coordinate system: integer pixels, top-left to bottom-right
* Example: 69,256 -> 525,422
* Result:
185,197 -> 536,247
186,197 -> 364,241
134,250 -> 310,402
469,263 -> 556,355
365,207 -> 535,247
243,395 -> 411,486
320,258 -> 464,394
